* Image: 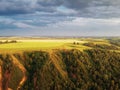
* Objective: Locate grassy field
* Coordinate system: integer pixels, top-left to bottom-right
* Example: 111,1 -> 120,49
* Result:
0,37 -> 119,53
0,39 -> 89,53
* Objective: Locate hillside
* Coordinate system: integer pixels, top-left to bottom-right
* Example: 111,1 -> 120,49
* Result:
0,48 -> 120,90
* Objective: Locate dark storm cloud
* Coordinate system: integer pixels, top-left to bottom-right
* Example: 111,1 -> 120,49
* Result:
0,0 -> 34,15
37,0 -> 63,7
0,0 -> 64,15
63,0 -> 120,18
0,0 -> 120,18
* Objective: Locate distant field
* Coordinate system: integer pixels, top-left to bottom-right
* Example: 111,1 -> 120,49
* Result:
0,38 -> 119,53
0,39 -> 89,53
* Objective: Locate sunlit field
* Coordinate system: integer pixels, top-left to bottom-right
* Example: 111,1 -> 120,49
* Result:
0,38 -> 119,53
0,39 -> 89,53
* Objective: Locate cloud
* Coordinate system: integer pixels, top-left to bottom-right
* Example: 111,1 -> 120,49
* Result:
49,17 -> 120,28
63,0 -> 120,18
0,0 -> 120,18
0,14 -> 73,30
40,17 -> 120,36
0,16 -> 120,36
0,0 -> 61,15
0,0 -> 33,15
0,0 -> 120,36
13,22 -> 37,28
0,16 -> 38,29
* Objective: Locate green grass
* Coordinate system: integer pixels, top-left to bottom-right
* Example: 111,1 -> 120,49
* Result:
0,38 -> 119,53
0,42 -> 63,49
0,39 -> 88,53
0,41 -> 64,53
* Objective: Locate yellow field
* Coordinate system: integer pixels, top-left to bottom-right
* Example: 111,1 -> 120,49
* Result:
0,38 -> 119,54
0,39 -> 89,53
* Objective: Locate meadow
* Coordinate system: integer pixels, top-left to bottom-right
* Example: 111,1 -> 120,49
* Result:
0,37 -> 119,53
0,38 -> 88,53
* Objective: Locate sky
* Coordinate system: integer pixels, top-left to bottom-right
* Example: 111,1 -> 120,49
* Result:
0,0 -> 120,36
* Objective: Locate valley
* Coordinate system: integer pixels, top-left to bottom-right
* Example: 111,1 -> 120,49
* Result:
0,37 -> 120,90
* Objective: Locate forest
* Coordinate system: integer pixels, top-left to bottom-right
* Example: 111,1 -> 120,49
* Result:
0,48 -> 120,90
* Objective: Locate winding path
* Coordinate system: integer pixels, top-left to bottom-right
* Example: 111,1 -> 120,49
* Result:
10,55 -> 27,90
